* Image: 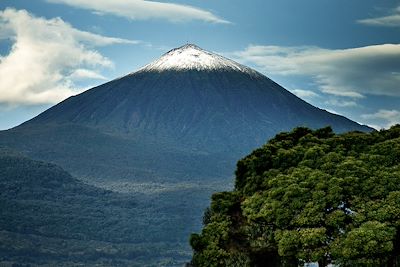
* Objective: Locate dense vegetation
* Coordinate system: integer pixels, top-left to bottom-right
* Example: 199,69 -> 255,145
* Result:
0,149 -> 202,266
190,125 -> 400,266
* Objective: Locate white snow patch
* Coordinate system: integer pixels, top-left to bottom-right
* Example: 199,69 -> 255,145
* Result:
136,44 -> 261,76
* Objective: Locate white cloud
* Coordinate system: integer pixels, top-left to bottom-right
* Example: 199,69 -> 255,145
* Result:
290,89 -> 319,100
0,8 -> 137,105
361,109 -> 400,129
358,6 -> 400,27
231,44 -> 400,98
68,69 -> 107,81
46,0 -> 230,24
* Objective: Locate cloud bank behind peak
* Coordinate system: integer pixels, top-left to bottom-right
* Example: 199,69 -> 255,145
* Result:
231,43 -> 400,98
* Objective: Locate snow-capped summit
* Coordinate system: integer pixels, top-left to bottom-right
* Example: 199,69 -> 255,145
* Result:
139,44 -> 259,76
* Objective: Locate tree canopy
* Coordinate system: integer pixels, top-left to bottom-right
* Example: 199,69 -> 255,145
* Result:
190,125 -> 400,266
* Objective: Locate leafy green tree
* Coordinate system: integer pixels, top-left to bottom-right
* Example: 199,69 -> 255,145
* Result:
190,125 -> 400,266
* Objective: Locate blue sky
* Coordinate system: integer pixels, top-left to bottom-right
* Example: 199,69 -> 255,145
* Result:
0,0 -> 399,130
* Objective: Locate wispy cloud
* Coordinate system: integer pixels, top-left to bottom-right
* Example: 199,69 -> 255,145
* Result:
361,109 -> 400,129
358,6 -> 400,27
231,44 -> 400,98
0,8 -> 137,105
290,89 -> 319,101
46,0 -> 230,24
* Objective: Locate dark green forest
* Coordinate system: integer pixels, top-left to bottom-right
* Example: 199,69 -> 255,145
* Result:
0,149 -> 199,266
190,125 -> 400,267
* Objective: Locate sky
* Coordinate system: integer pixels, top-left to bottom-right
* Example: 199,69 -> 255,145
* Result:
0,0 -> 399,130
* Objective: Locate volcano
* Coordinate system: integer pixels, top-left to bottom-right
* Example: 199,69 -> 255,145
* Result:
0,44 -> 372,265
3,44 -> 370,162
1,43 -> 372,183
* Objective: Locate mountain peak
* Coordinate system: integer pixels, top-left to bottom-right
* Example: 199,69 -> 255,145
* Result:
178,43 -> 202,50
137,44 -> 260,76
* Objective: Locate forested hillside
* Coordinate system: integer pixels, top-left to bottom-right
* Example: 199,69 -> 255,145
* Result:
0,149 -> 193,266
190,125 -> 400,266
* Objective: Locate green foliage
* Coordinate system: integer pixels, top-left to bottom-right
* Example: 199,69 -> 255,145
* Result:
333,221 -> 395,266
190,125 -> 400,266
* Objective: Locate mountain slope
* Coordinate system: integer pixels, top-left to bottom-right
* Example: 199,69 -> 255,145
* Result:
0,44 -> 372,183
21,44 -> 370,155
0,149 -> 199,266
